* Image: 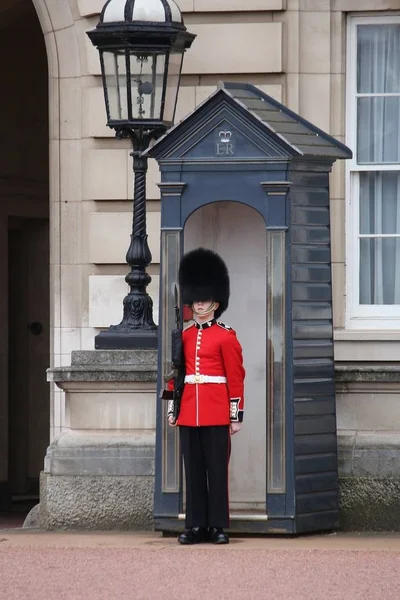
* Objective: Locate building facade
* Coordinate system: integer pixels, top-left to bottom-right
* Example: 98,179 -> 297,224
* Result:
1,0 -> 400,529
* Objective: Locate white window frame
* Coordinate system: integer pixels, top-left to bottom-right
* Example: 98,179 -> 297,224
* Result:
346,14 -> 400,329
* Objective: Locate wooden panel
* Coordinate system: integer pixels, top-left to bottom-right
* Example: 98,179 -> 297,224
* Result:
294,379 -> 335,397
293,340 -> 333,359
292,265 -> 331,283
296,472 -> 338,495
295,510 -> 340,533
291,246 -> 331,264
294,398 -> 336,417
293,321 -> 333,340
296,491 -> 338,514
294,359 -> 334,379
292,283 -> 332,302
291,226 -> 330,244
294,415 -> 337,436
295,433 -> 337,455
295,453 -> 338,475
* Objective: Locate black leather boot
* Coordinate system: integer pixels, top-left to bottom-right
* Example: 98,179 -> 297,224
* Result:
178,527 -> 208,545
209,528 -> 229,544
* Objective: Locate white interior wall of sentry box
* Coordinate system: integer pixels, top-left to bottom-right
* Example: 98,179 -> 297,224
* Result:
185,202 -> 267,511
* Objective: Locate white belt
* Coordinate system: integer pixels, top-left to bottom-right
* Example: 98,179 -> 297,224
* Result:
185,375 -> 227,384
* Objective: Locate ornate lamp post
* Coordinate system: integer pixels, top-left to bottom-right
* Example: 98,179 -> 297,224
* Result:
87,0 -> 195,349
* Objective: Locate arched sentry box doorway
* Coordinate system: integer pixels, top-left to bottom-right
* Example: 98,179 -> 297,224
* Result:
148,83 -> 352,535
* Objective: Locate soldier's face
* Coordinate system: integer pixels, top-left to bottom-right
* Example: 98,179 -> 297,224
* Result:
192,300 -> 219,318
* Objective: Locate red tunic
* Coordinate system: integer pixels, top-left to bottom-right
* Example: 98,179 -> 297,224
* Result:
176,319 -> 245,427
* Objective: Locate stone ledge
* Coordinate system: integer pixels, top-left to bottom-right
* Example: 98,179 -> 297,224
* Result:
335,362 -> 400,383
338,432 -> 400,478
71,350 -> 157,367
48,349 -> 158,384
44,431 -> 156,477
47,366 -> 157,383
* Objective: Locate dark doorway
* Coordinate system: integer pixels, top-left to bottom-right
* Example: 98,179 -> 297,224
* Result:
0,0 -> 49,526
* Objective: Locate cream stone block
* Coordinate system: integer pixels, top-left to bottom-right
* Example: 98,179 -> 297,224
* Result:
331,12 -> 345,75
67,391 -> 156,430
31,0 -> 52,34
77,0 -> 103,16
176,0 -> 194,10
61,265 -> 82,328
50,201 -> 61,266
299,12 -> 330,74
51,266 -> 62,330
55,26 -> 81,78
330,159 -> 345,200
299,74 -> 330,133
82,87 -> 113,138
89,275 -> 160,327
49,78 -> 60,141
89,275 -> 126,328
44,32 -> 58,80
330,199 -> 345,264
128,158 -> 161,201
333,0 -> 400,10
60,79 -> 81,140
47,0 -> 75,31
83,150 -> 127,200
182,23 -> 282,75
286,73 -> 300,113
335,340 -> 400,362
89,211 -> 161,264
80,327 -> 98,350
54,327 -> 80,357
85,29 -> 101,76
330,74 -> 345,138
336,391 -> 400,432
332,262 -> 345,330
279,9 -> 300,75
300,0 -> 330,9
175,86 -> 197,124
60,202 -> 79,266
193,0 -> 284,9
60,140 -> 82,204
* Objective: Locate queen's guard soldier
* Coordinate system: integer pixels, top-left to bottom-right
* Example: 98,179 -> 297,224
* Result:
164,248 -> 246,545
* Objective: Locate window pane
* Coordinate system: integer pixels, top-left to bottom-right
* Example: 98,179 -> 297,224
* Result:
360,237 -> 400,304
357,97 -> 400,164
360,172 -> 400,234
129,52 -> 166,120
267,231 -> 286,494
163,51 -> 184,124
102,51 -> 128,121
358,24 -> 400,93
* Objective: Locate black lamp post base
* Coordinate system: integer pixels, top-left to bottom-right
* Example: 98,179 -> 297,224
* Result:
95,328 -> 158,350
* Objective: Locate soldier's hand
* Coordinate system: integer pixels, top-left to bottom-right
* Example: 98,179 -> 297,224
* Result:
230,423 -> 242,435
168,416 -> 177,427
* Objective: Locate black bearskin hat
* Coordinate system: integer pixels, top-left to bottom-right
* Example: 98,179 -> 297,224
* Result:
179,248 -> 230,319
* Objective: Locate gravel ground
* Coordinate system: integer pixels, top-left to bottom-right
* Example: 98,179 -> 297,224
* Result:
1,537 -> 400,600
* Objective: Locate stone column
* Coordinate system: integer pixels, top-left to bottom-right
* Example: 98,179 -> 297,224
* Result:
41,349 -> 157,530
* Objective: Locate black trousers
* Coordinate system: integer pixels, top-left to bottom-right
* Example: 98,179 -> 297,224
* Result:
180,425 -> 230,529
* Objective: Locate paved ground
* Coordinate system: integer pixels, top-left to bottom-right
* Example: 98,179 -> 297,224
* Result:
1,530 -> 400,599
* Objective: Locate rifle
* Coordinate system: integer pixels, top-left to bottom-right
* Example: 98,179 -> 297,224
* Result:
162,285 -> 185,421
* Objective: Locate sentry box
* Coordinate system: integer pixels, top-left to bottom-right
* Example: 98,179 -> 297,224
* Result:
147,83 -> 352,535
